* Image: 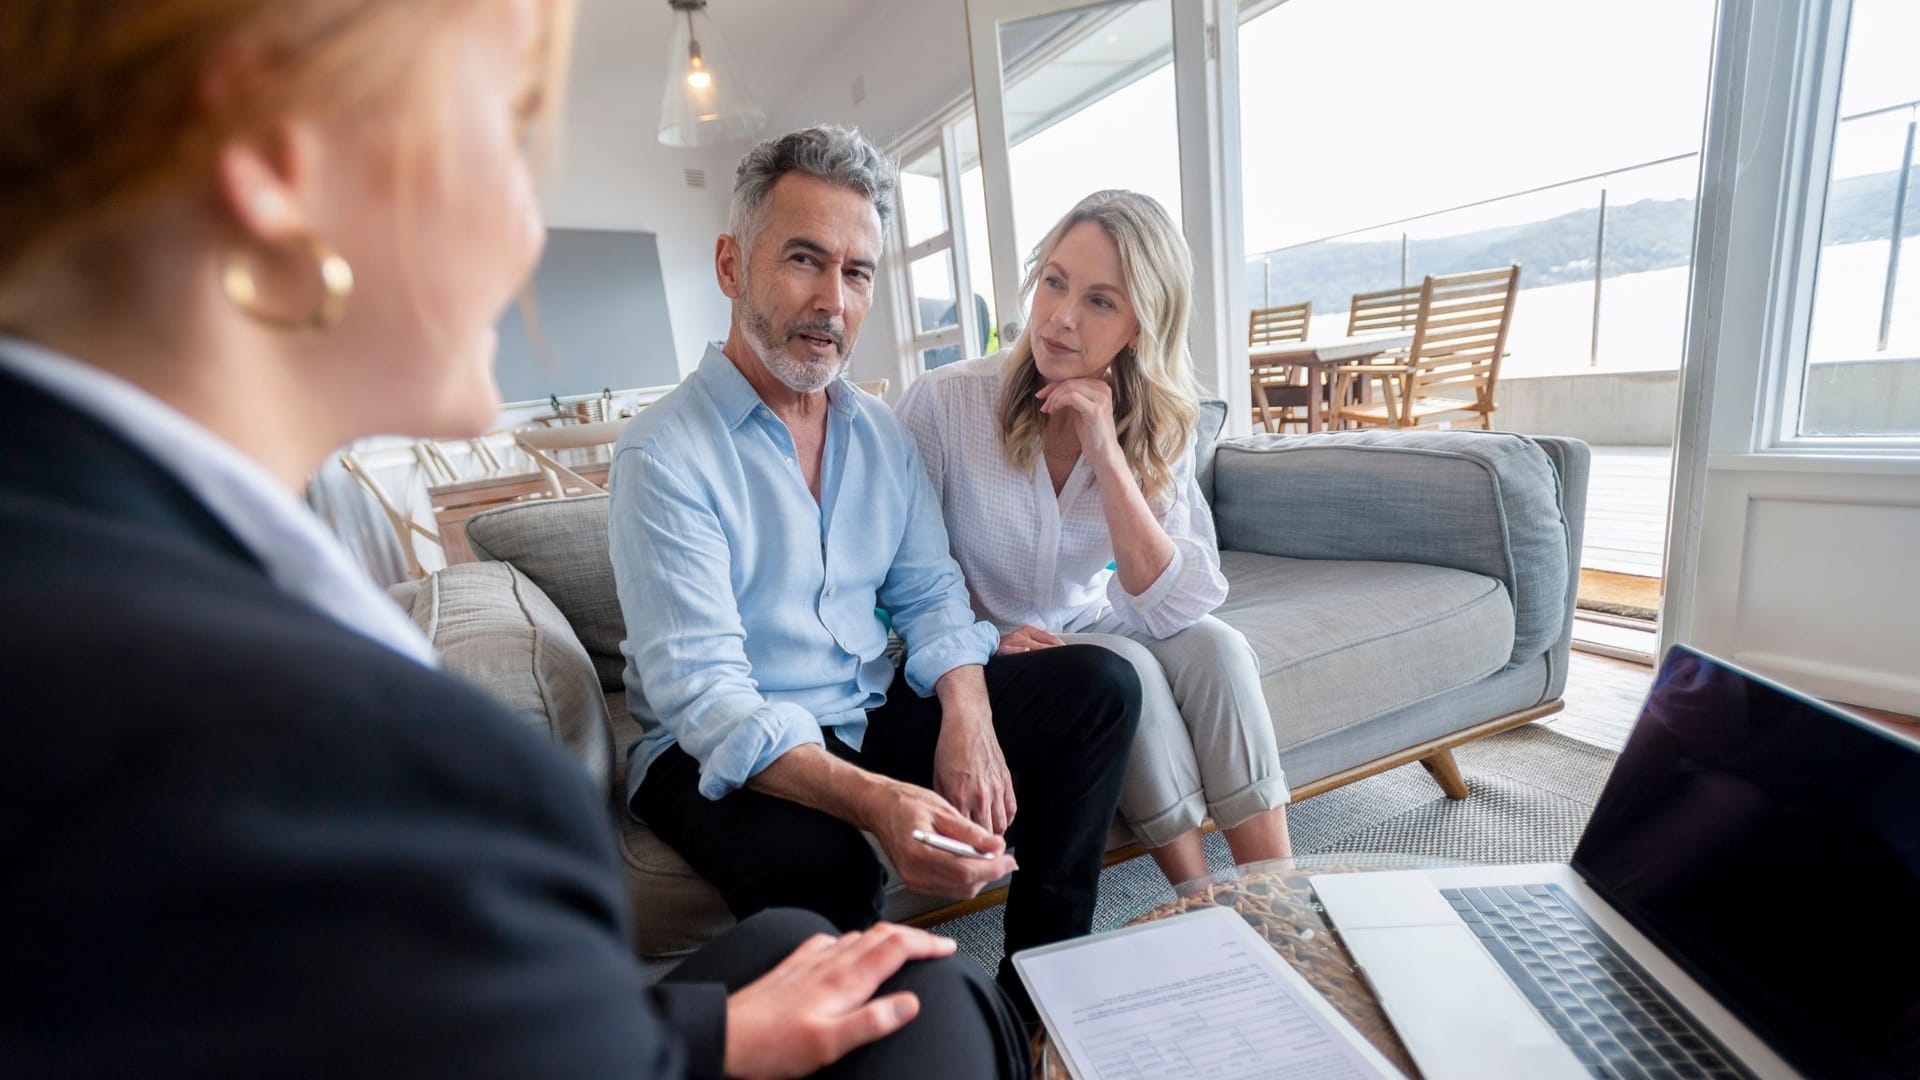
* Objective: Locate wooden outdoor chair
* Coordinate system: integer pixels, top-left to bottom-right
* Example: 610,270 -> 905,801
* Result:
1347,283 -> 1423,339
1332,265 -> 1520,431
1248,300 -> 1313,432
513,417 -> 632,499
1327,283 -> 1425,421
853,377 -> 890,398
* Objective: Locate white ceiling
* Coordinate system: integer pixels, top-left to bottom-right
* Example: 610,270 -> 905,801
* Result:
567,0 -> 876,121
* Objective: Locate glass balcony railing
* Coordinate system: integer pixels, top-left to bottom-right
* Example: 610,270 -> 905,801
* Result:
1244,100 -> 1920,394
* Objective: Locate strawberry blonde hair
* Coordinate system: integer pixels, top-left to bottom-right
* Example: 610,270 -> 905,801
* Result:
0,1 -> 575,305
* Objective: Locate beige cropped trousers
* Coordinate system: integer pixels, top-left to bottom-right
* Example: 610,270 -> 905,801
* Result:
1064,614 -> 1290,848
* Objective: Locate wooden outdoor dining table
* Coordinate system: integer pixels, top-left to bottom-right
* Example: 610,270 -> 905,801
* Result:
1250,329 -> 1416,432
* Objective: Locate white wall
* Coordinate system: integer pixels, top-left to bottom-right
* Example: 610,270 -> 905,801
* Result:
541,1 -> 743,377
767,0 -> 973,148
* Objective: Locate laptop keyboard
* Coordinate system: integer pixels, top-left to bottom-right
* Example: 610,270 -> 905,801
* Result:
1441,884 -> 1752,1080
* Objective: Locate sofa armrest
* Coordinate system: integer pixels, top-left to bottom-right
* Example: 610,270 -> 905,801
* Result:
1209,430 -> 1589,670
389,562 -> 616,794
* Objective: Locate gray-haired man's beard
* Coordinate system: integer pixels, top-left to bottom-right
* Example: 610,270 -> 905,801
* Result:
741,303 -> 849,394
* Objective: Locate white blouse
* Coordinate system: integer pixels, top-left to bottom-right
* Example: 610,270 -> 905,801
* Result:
895,354 -> 1228,641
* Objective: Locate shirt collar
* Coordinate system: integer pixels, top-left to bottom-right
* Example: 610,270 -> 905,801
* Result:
0,333 -> 438,669
695,342 -> 859,429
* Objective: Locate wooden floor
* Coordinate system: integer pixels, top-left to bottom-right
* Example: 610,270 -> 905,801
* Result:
1537,649 -> 1653,752
1539,649 -> 1920,753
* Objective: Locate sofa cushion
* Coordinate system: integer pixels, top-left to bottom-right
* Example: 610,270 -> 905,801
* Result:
1210,430 -> 1568,668
389,562 -> 613,791
464,495 -> 626,691
1214,551 -> 1516,749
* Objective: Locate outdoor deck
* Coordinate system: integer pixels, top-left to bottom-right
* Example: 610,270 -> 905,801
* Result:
1582,446 -> 1671,579
1568,446 -> 1670,660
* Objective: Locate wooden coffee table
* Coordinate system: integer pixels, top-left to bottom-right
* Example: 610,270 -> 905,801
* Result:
1037,854 -> 1466,1079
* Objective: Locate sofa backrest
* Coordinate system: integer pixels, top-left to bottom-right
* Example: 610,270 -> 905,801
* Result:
465,494 -> 627,691
1208,430 -> 1577,669
1193,398 -> 1228,505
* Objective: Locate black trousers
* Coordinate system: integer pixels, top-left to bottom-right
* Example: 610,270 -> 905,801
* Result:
664,908 -> 1030,1079
634,644 -> 1142,1013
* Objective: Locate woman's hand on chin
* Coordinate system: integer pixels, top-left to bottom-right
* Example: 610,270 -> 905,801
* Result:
1036,377 -> 1121,462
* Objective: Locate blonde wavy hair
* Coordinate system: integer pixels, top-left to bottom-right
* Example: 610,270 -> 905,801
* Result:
998,190 -> 1199,504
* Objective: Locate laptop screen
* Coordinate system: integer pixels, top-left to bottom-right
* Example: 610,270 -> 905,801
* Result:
1572,646 -> 1920,1079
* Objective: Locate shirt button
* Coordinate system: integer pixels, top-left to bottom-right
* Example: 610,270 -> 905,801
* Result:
825,586 -> 836,597
784,456 -> 794,466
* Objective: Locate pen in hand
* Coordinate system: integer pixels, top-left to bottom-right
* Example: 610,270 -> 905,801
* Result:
911,828 -> 996,859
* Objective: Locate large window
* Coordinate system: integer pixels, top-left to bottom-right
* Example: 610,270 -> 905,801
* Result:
1797,0 -> 1920,438
1238,0 -> 1716,389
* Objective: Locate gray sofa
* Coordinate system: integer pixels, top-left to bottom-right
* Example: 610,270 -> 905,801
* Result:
391,427 -> 1588,965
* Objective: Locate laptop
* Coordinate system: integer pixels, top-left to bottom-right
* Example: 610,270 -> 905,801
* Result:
1311,645 -> 1920,1080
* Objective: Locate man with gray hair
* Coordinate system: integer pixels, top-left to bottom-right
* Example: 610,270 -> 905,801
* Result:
608,125 -> 1141,1028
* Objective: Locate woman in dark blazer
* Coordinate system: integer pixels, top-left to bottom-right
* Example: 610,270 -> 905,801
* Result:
0,3 -> 1023,1077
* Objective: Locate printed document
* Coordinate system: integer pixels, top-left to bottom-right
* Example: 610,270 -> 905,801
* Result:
1015,905 -> 1404,1080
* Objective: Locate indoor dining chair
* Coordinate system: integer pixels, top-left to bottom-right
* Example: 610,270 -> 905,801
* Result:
512,417 -> 633,499
339,451 -> 442,580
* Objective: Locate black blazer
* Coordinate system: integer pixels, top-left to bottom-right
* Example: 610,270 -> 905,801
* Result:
0,370 -> 722,1078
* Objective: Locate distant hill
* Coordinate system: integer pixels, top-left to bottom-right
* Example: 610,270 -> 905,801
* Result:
1249,167 -> 1918,314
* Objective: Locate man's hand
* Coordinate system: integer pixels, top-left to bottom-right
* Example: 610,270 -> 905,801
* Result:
930,664 -> 1016,834
996,624 -> 1063,655
933,711 -> 1016,834
723,923 -> 958,1079
863,780 -> 1016,899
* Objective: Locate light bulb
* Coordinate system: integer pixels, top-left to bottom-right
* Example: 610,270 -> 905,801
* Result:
687,68 -> 712,89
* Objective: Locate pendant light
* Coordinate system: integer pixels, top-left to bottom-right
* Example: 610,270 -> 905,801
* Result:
658,0 -> 766,148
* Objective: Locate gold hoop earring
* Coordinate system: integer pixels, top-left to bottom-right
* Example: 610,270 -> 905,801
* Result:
222,234 -> 354,332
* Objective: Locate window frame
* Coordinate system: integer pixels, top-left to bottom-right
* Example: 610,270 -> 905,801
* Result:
885,121 -> 981,384
1754,0 -> 1920,453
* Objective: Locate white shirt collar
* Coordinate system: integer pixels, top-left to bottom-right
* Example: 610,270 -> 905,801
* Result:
0,333 -> 437,668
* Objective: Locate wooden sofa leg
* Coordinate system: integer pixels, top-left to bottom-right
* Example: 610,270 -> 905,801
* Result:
1420,749 -> 1470,800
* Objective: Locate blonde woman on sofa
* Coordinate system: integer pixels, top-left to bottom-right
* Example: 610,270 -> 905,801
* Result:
0,2 -> 1026,1076
896,189 -> 1294,886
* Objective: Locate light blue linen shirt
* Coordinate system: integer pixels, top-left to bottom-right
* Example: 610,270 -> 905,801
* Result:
610,345 -> 999,803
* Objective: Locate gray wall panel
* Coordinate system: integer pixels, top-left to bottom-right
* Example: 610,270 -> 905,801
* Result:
494,228 -> 680,404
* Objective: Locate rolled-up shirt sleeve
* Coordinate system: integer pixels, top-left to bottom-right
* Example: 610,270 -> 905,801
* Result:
1105,443 -> 1230,640
609,446 -> 824,798
876,430 -> 998,694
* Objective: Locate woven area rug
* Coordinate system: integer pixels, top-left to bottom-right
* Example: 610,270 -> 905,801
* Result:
930,723 -> 1618,976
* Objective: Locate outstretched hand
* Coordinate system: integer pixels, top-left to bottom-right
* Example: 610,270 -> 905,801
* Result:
723,923 -> 959,1079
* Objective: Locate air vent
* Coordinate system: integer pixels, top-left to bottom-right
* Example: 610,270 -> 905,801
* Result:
683,168 -> 706,189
